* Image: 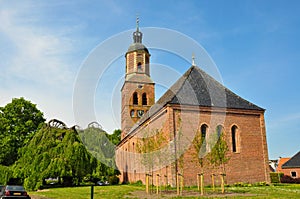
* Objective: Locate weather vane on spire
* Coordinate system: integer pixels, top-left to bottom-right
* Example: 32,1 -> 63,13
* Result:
192,53 -> 196,66
136,15 -> 139,31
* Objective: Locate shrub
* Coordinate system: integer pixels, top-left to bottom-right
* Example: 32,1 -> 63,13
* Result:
131,180 -> 143,186
270,172 -> 284,183
108,175 -> 119,185
253,181 -> 269,186
280,175 -> 300,183
233,182 -> 251,187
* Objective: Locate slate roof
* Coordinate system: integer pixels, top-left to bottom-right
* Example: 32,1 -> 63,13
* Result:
156,65 -> 264,110
282,151 -> 300,168
127,65 -> 264,135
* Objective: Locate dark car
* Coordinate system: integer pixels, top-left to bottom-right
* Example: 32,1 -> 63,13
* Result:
1,185 -> 31,199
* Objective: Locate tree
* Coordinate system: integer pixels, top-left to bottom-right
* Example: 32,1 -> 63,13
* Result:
208,126 -> 230,193
14,123 -> 97,190
136,129 -> 167,194
77,125 -> 121,178
107,129 -> 121,145
0,97 -> 45,165
192,128 -> 207,195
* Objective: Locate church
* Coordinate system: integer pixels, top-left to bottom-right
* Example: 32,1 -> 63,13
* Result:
116,22 -> 270,186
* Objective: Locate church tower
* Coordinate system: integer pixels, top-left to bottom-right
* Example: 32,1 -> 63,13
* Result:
121,18 -> 155,139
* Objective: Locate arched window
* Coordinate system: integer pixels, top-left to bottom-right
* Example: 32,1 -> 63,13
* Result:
216,125 -> 223,138
231,125 -> 238,152
200,124 -> 207,140
133,92 -> 138,105
200,124 -> 208,153
130,110 -> 135,117
142,93 -> 147,105
137,62 -> 142,71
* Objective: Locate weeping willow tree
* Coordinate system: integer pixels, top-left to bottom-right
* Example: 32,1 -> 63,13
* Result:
77,124 -> 120,180
0,165 -> 13,185
13,122 -> 98,190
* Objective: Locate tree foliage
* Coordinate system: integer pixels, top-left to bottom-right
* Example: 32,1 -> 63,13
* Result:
78,126 -> 121,178
0,97 -> 45,165
192,129 -> 206,169
14,124 -> 97,190
208,128 -> 230,171
136,129 -> 167,174
0,165 -> 13,185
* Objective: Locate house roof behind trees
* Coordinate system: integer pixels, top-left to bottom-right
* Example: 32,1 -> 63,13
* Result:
282,151 -> 300,168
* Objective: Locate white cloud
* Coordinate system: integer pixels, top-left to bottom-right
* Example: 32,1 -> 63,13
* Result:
0,2 -> 77,89
0,1 -> 84,126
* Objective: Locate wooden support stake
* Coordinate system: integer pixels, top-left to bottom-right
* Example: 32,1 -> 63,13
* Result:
200,173 -> 204,196
211,174 -> 215,192
197,174 -> 200,191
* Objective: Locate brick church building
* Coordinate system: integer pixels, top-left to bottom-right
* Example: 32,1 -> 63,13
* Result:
116,22 -> 270,186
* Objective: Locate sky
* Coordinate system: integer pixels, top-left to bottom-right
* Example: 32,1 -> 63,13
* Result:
0,0 -> 300,160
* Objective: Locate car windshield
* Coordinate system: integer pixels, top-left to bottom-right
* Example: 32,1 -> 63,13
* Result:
6,186 -> 25,191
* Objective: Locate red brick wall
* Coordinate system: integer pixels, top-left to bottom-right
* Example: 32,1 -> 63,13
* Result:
279,168 -> 300,178
116,105 -> 270,186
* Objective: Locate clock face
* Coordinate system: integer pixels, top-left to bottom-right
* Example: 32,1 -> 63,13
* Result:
137,110 -> 144,117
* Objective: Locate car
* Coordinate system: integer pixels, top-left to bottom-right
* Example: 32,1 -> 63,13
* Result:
1,185 -> 31,199
0,185 -> 5,197
96,181 -> 109,186
96,181 -> 104,186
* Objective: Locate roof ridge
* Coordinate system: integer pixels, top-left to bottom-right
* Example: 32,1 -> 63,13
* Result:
168,65 -> 195,104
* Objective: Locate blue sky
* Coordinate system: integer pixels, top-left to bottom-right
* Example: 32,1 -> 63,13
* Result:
0,0 -> 300,159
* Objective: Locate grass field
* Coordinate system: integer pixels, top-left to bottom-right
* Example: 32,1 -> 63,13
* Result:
29,184 -> 300,199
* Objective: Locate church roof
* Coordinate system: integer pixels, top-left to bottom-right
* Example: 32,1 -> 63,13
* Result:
282,151 -> 300,168
156,65 -> 263,110
159,65 -> 264,109
128,65 -> 264,134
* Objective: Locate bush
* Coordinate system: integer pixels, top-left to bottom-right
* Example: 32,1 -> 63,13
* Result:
233,182 -> 252,187
108,175 -> 119,185
280,175 -> 300,183
131,180 -> 143,186
253,181 -> 269,186
270,172 -> 284,183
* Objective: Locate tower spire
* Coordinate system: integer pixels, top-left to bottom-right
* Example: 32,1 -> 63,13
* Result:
136,15 -> 139,31
133,16 -> 142,43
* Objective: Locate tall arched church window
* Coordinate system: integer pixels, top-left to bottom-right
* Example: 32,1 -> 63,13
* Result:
216,125 -> 223,138
137,62 -> 142,72
200,124 -> 208,153
133,92 -> 138,105
142,93 -> 147,105
201,124 -> 207,140
231,125 -> 238,152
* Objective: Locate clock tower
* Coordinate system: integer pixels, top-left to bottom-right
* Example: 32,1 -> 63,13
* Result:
121,18 -> 155,139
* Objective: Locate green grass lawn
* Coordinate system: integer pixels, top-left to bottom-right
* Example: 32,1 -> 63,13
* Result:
29,185 -> 144,199
29,184 -> 300,199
